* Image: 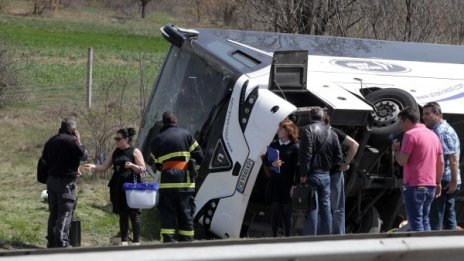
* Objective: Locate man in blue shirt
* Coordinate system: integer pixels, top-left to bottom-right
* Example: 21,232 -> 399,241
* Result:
422,102 -> 461,230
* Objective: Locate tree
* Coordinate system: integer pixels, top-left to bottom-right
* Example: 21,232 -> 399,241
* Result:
31,0 -> 69,15
232,0 -> 464,45
194,0 -> 201,22
241,0 -> 361,35
140,0 -> 151,18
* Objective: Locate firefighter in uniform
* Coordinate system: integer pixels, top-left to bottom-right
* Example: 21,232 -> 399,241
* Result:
150,111 -> 204,243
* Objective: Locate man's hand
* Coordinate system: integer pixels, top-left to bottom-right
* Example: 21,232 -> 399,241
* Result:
83,163 -> 96,172
290,185 -> 296,198
74,129 -> 81,143
435,184 -> 442,198
444,180 -> 458,194
340,163 -> 350,172
391,139 -> 400,152
392,139 -> 409,166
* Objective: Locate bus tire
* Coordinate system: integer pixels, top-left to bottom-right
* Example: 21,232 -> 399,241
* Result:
358,206 -> 382,233
365,88 -> 418,147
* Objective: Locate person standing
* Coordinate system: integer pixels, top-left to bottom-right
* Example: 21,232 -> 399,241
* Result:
422,102 -> 461,230
150,111 -> 204,243
262,119 -> 299,237
84,128 -> 146,246
299,107 -> 343,235
41,118 -> 88,248
323,110 -> 359,235
392,107 -> 444,231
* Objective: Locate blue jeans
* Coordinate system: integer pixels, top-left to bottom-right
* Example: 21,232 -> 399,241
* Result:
303,172 -> 332,235
330,171 -> 345,234
430,181 -> 461,230
402,185 -> 435,231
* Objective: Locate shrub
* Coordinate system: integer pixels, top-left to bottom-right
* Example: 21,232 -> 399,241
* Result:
0,41 -> 21,107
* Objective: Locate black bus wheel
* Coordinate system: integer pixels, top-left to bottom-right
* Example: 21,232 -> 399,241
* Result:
346,206 -> 382,234
365,88 -> 418,147
357,206 -> 382,233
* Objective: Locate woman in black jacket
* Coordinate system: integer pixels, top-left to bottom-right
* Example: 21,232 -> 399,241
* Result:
263,119 -> 299,237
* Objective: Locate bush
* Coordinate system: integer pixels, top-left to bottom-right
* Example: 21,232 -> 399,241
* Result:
0,41 -> 21,107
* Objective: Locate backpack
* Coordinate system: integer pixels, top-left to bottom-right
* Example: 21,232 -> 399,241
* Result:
37,157 -> 48,184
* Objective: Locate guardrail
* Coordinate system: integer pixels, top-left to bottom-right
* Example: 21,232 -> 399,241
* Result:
2,231 -> 464,261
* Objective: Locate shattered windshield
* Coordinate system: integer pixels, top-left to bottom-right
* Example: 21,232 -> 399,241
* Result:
138,46 -> 233,157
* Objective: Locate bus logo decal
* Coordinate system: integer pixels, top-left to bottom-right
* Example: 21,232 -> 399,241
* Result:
331,59 -> 410,73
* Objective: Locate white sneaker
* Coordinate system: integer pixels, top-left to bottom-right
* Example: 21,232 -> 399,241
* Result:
120,241 -> 129,246
132,242 -> 140,246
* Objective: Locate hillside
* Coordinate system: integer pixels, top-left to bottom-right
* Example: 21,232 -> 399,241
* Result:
0,0 -> 176,249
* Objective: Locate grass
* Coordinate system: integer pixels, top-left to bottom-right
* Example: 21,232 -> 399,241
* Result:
0,2 -> 169,99
0,22 -> 169,56
0,13 -> 168,91
12,54 -> 164,92
0,157 -> 51,248
0,0 -> 175,250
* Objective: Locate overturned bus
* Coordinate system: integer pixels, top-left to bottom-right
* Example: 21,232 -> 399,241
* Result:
136,24 -> 464,238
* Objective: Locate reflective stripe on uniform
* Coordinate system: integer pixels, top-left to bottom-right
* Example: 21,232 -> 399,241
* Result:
160,228 -> 176,235
159,182 -> 195,189
178,230 -> 194,236
189,141 -> 199,152
155,151 -> 191,164
150,153 -> 156,164
160,228 -> 176,243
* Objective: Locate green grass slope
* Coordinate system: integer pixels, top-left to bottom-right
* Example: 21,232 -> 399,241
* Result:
0,1 -> 174,249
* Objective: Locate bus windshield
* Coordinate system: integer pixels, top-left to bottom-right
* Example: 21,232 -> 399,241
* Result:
138,46 -> 233,158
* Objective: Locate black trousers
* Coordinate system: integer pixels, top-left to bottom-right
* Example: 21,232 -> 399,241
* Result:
119,209 -> 141,242
47,176 -> 76,248
271,201 -> 292,237
158,191 -> 195,243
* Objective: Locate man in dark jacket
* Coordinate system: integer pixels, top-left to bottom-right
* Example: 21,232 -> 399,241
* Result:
41,118 -> 87,248
299,107 -> 343,235
150,111 -> 204,243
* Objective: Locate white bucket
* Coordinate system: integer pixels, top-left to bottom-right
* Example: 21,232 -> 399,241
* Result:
123,182 -> 159,209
